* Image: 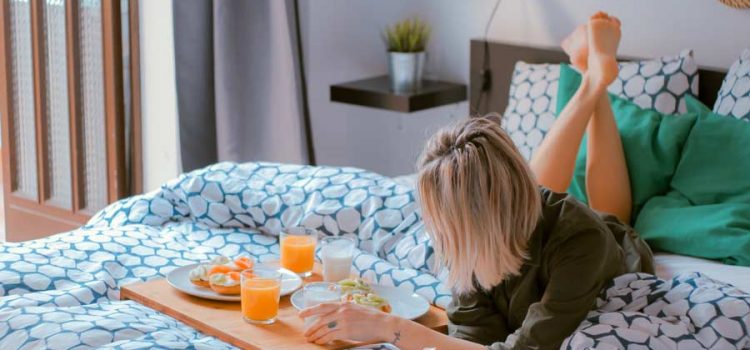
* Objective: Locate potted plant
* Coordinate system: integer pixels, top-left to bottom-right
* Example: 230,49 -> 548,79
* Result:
384,17 -> 430,93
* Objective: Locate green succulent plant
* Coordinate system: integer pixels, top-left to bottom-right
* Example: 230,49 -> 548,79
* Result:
383,17 -> 430,53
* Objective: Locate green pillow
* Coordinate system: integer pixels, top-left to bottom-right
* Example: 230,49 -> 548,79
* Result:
635,96 -> 750,265
556,64 -> 697,220
672,96 -> 750,204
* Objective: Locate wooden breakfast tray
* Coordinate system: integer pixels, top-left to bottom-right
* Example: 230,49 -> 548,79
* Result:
120,265 -> 448,350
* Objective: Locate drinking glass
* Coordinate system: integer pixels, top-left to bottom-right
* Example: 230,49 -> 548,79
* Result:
280,227 -> 318,277
240,266 -> 281,325
303,282 -> 342,327
321,236 -> 355,282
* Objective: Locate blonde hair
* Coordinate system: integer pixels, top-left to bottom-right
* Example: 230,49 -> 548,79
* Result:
417,114 -> 542,295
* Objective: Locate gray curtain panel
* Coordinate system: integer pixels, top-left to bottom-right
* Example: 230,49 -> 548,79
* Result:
173,0 -> 311,171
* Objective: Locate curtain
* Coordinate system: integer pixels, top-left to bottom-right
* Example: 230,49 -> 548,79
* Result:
173,0 -> 312,171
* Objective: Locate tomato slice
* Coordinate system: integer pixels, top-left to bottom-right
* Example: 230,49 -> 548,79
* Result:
234,256 -> 254,270
227,271 -> 241,281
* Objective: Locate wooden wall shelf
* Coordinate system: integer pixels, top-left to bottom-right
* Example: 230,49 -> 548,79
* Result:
330,76 -> 466,113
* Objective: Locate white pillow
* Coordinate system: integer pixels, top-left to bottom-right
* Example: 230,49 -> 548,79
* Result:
503,50 -> 698,159
503,63 -> 559,160
714,49 -> 750,121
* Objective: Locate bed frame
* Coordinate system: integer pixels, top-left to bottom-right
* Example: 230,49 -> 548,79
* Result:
469,40 -> 728,115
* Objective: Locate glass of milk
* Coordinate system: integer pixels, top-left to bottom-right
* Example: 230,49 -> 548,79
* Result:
320,236 -> 355,282
303,282 -> 342,327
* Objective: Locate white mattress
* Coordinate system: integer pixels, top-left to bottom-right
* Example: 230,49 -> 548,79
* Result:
654,253 -> 750,292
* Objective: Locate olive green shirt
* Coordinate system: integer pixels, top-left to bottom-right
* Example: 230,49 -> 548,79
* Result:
447,188 -> 654,350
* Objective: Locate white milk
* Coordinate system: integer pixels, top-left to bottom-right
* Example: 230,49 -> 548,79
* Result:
321,240 -> 354,282
322,253 -> 353,282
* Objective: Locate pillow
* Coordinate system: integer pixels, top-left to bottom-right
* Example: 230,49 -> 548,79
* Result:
713,49 -> 750,121
556,64 -> 698,221
503,50 -> 698,159
502,62 -> 559,159
607,49 -> 698,114
635,96 -> 750,266
671,96 -> 750,204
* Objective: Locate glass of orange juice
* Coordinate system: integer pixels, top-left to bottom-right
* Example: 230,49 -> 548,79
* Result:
280,227 -> 318,277
241,266 -> 281,324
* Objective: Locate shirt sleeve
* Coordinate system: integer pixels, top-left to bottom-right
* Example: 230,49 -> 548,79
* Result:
488,229 -> 613,350
447,286 -> 511,346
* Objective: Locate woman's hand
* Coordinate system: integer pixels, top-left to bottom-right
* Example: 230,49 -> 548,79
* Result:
299,302 -> 398,345
301,301 -> 485,350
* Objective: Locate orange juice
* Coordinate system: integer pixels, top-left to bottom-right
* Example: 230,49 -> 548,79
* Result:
241,275 -> 281,324
280,235 -> 316,276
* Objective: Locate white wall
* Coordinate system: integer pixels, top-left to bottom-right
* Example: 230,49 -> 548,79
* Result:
139,0 -> 181,192
300,0 -> 480,177
475,0 -> 750,69
301,0 -> 750,176
139,0 -> 750,182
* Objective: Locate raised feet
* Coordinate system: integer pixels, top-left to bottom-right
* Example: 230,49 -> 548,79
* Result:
561,24 -> 589,72
586,11 -> 621,89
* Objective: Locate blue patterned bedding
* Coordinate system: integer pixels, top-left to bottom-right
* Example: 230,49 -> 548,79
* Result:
1,162 -> 748,349
0,162 -> 446,349
566,273 -> 750,349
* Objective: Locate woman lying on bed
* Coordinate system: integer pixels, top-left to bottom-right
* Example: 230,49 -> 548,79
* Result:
300,12 -> 654,350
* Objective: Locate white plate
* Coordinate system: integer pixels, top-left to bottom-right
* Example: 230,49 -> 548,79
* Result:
166,264 -> 302,302
290,284 -> 430,320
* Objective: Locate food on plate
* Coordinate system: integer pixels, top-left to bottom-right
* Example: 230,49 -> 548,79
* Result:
189,255 -> 254,288
338,278 -> 373,295
338,278 -> 391,313
188,255 -> 229,287
209,271 -> 241,295
188,264 -> 212,287
349,293 -> 392,313
209,255 -> 232,266
208,265 -> 234,276
213,256 -> 254,272
234,256 -> 254,270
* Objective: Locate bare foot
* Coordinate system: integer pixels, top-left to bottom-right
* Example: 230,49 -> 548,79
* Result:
561,24 -> 589,71
587,11 -> 621,88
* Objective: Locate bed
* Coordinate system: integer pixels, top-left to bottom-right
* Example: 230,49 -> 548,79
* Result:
467,40 -> 750,294
0,42 -> 749,350
466,41 -> 750,350
0,163 -> 447,350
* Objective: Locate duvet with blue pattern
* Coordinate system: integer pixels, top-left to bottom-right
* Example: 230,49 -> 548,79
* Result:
0,162 -> 748,349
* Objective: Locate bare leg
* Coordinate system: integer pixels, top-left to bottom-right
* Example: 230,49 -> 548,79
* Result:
585,95 -> 631,222
530,15 -> 609,192
529,74 -> 604,192
530,12 -> 624,207
584,14 -> 632,223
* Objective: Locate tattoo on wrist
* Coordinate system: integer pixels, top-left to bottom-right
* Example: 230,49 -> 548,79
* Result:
392,330 -> 401,345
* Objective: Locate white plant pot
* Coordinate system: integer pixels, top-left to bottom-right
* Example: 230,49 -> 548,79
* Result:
388,51 -> 426,93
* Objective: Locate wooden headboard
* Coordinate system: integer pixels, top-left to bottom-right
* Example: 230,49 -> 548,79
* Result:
469,40 -> 728,115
